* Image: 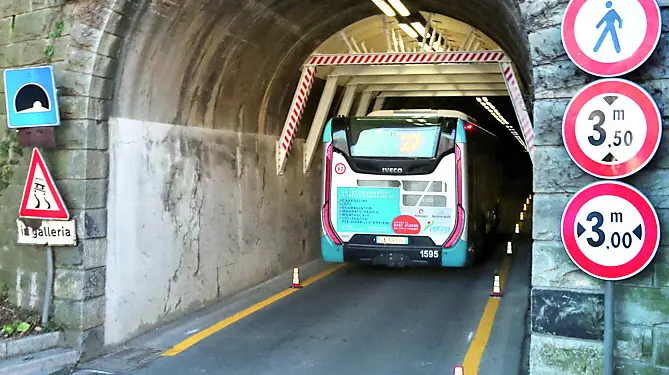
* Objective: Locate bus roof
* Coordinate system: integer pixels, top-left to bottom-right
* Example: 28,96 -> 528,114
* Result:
366,109 -> 477,125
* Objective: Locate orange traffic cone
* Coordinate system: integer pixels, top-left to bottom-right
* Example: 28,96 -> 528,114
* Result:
453,366 -> 464,375
490,273 -> 502,297
291,267 -> 302,288
506,241 -> 512,256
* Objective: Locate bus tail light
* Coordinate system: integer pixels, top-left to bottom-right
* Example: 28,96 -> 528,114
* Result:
323,144 -> 342,245
455,144 -> 463,204
443,205 -> 464,248
322,202 -> 341,245
444,144 -> 464,248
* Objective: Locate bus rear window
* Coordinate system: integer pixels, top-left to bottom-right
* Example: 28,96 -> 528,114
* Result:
348,119 -> 442,158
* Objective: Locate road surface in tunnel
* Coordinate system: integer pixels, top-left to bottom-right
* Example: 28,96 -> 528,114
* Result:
74,241 -> 531,375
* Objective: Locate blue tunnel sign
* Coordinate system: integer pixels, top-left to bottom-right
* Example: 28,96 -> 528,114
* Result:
3,65 -> 60,128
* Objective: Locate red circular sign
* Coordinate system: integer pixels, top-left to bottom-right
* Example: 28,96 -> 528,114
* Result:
561,181 -> 659,280
334,163 -> 346,174
392,215 -> 421,235
562,78 -> 661,179
561,0 -> 661,77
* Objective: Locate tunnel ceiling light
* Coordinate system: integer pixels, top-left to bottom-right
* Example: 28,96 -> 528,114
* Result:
410,22 -> 426,36
387,0 -> 411,16
475,96 -> 509,127
371,0 -> 396,17
399,23 -> 419,38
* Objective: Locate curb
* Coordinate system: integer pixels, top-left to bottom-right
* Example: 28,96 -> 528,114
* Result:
0,332 -> 65,359
0,348 -> 79,375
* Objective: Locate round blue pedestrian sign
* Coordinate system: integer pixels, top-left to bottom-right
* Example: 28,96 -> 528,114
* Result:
562,0 -> 662,77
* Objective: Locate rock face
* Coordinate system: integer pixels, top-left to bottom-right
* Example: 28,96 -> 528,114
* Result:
520,2 -> 669,374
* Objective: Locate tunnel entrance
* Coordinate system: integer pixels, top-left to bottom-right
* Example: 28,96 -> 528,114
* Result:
105,0 -> 534,352
273,12 -> 535,175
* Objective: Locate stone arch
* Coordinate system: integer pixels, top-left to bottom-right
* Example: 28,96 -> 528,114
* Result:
56,0 -> 535,360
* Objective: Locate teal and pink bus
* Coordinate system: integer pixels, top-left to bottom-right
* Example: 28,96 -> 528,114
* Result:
320,109 -> 503,267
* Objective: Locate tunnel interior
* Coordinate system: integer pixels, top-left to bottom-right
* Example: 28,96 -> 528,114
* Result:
105,0 -> 533,346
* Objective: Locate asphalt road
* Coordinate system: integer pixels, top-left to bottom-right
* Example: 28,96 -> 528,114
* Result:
73,240 -> 531,375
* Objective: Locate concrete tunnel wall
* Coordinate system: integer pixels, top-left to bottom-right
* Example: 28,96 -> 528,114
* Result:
104,0 -> 532,348
0,0 -> 667,372
105,119 -> 321,345
0,0 -> 533,361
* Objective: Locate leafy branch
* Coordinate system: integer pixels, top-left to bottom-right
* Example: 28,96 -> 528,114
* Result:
45,20 -> 64,61
0,129 -> 23,197
2,321 -> 31,337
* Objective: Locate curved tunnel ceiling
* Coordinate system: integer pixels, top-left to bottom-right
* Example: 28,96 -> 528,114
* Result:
313,12 -> 502,56
113,0 -> 529,137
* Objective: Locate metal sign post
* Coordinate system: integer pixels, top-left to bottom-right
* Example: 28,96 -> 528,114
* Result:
561,181 -> 660,374
4,64 -> 68,327
561,1 -> 663,373
604,280 -> 614,375
16,148 -> 75,327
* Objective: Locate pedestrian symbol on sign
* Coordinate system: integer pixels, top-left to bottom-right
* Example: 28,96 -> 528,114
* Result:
561,0 -> 661,77
594,1 -> 622,53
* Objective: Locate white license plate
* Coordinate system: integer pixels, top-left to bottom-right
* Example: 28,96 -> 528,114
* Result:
376,236 -> 408,245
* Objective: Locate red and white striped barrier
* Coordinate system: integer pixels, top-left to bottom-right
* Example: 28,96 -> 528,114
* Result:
500,61 -> 536,158
276,66 -> 315,173
275,52 -> 535,175
306,51 -> 507,66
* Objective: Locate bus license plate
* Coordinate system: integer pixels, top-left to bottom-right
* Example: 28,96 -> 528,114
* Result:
377,236 -> 408,245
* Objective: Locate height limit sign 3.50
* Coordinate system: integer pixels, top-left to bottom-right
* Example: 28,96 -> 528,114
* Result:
563,78 -> 661,179
561,181 -> 660,280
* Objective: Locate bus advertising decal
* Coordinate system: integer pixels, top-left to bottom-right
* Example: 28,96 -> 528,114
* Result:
335,185 -> 454,238
392,215 -> 421,235
336,187 -> 401,234
421,220 -> 452,234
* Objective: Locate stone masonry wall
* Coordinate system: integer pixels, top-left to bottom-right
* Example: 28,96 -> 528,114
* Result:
0,0 -> 127,359
1,0 -> 668,367
519,0 -> 669,373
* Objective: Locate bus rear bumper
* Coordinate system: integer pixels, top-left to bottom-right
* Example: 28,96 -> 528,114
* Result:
343,245 -> 444,267
339,238 -> 472,268
321,235 -> 344,263
441,239 -> 471,267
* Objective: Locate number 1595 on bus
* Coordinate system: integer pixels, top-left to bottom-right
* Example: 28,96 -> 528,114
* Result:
420,250 -> 440,258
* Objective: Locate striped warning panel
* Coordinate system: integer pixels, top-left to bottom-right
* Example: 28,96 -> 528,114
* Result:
306,51 -> 507,66
279,67 -> 316,157
501,62 -> 535,154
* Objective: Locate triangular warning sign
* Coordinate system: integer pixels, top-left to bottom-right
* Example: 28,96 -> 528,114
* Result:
19,148 -> 69,220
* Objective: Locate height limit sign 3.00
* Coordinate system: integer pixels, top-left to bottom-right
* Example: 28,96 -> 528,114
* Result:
562,181 -> 660,281
562,78 -> 661,179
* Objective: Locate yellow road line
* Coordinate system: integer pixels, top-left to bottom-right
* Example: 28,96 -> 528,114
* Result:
161,263 -> 347,356
461,255 -> 514,374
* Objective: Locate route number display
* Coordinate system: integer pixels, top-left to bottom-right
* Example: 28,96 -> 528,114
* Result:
561,181 -> 659,280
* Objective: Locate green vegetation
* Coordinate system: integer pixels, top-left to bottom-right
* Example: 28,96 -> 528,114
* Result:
0,129 -> 22,197
45,20 -> 64,61
0,282 -> 60,339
